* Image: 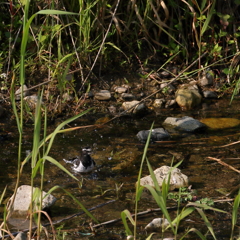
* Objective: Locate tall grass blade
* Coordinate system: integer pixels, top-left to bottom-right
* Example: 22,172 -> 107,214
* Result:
180,228 -> 207,240
133,122 -> 154,238
231,190 -> 240,239
47,186 -> 99,223
170,207 -> 195,227
196,208 -> 217,240
121,210 -> 135,236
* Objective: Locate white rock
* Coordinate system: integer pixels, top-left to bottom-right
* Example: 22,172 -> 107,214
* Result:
114,86 -> 128,94
145,218 -> 171,230
15,85 -> 29,100
122,100 -> 146,114
153,99 -> 165,108
94,90 -> 111,100
24,95 -> 43,109
7,185 -> 56,217
140,166 -> 188,190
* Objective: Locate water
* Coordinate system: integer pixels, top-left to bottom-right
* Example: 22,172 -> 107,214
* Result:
0,97 -> 240,239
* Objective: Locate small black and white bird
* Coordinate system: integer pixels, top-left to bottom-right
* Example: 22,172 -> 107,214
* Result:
63,147 -> 96,173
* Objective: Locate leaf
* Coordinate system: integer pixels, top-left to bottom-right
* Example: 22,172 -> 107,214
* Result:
121,210 -> 134,236
43,156 -> 79,181
196,208 -> 217,240
47,186 -> 99,223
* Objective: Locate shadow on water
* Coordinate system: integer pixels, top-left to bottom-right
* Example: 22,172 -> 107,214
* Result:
0,97 -> 240,239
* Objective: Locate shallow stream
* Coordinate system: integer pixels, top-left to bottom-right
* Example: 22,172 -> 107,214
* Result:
0,97 -> 240,240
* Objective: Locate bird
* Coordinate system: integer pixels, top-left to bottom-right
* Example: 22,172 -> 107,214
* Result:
63,147 -> 96,173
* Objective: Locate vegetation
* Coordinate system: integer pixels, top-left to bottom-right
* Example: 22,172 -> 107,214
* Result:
0,0 -> 239,239
0,0 -> 240,109
121,124 -> 240,240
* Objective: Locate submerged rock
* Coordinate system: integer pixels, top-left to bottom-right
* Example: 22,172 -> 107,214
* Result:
94,90 -> 111,100
137,128 -> 170,142
175,87 -> 202,110
200,118 -> 240,129
140,166 -> 189,190
163,116 -> 207,132
7,185 -> 56,217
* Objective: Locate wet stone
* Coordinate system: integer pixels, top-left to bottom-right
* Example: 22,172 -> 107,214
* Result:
7,185 -> 56,217
136,128 -> 170,142
203,90 -> 218,98
94,90 -> 111,100
163,116 -> 207,132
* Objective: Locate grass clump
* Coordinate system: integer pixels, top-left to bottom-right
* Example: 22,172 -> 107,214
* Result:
121,123 -> 240,240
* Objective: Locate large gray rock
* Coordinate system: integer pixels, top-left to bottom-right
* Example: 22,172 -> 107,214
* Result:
7,185 -> 56,217
163,116 -> 207,132
137,128 -> 170,142
140,166 -> 189,190
94,90 -> 111,100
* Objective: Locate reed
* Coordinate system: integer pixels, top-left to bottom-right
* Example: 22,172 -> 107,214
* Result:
0,1 -> 97,239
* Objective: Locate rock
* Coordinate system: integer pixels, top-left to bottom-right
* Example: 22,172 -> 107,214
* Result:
153,99 -> 165,108
114,86 -> 128,94
198,69 -> 214,86
108,105 -> 117,115
122,100 -> 146,114
15,85 -> 29,100
62,92 -> 73,101
13,232 -> 27,240
121,93 -> 135,101
165,99 -> 176,108
140,166 -> 189,190
203,90 -> 218,99
163,116 -> 207,132
94,90 -> 111,100
175,87 -> 202,110
137,128 -> 170,142
145,218 -> 171,230
7,185 -> 56,217
200,118 -> 240,129
24,95 -> 43,109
